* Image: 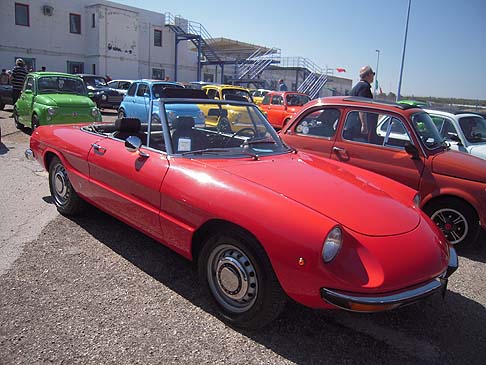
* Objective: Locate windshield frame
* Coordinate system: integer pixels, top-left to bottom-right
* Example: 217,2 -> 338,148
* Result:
409,111 -> 446,152
37,76 -> 88,95
155,98 -> 292,158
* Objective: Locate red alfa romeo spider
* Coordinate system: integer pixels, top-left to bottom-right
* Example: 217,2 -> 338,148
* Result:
26,89 -> 457,329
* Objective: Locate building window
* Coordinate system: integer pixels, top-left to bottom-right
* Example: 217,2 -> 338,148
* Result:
152,68 -> 165,80
154,29 -> 162,47
92,13 -> 95,28
92,64 -> 96,74
67,61 -> 84,74
70,13 -> 81,34
15,3 -> 29,26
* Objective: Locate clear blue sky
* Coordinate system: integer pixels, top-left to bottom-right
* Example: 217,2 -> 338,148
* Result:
114,0 -> 486,100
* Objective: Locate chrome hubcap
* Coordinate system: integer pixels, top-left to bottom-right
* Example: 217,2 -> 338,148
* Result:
207,244 -> 258,313
431,208 -> 468,245
52,165 -> 69,205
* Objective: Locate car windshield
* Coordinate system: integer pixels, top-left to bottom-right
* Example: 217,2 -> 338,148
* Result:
221,89 -> 253,102
152,83 -> 184,98
83,77 -> 107,87
410,111 -> 445,150
159,100 -> 291,157
38,76 -> 87,95
458,116 -> 486,143
286,94 -> 310,106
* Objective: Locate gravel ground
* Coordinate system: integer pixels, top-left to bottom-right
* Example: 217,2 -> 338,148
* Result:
0,108 -> 485,364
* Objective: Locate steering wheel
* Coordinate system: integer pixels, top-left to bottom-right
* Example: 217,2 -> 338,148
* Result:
224,128 -> 256,147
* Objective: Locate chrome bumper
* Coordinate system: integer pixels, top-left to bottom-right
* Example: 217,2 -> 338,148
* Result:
321,246 -> 458,312
25,148 -> 35,160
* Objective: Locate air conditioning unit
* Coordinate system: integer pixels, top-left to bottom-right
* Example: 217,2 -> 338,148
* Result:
42,5 -> 54,16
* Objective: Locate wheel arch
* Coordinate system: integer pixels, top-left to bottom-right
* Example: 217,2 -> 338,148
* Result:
421,191 -> 481,225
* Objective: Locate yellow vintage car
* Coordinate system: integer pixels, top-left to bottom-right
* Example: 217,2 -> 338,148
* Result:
251,88 -> 272,105
200,85 -> 256,132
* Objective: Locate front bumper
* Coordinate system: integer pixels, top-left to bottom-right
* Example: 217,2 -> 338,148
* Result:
321,246 -> 458,312
25,148 -> 35,160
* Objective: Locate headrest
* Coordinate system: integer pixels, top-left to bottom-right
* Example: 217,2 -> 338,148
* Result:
159,88 -> 208,99
115,118 -> 141,132
207,108 -> 228,118
173,116 -> 195,130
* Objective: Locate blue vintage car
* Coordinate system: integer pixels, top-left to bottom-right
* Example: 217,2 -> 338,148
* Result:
118,80 -> 204,126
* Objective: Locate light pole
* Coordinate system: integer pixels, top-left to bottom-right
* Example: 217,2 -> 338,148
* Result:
375,49 -> 380,98
397,0 -> 412,101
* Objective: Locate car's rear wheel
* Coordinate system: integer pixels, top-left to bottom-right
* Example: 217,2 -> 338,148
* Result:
198,226 -> 286,329
118,109 -> 126,119
13,107 -> 22,129
31,114 -> 40,131
48,156 -> 87,216
424,197 -> 479,248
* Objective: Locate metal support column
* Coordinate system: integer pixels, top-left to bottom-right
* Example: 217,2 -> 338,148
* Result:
174,34 -> 179,81
197,37 -> 202,82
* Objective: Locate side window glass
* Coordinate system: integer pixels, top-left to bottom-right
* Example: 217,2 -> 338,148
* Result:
295,108 -> 340,138
271,96 -> 282,105
207,89 -> 218,99
261,95 -> 271,105
136,84 -> 148,97
127,83 -> 137,96
441,119 -> 458,139
24,77 -> 34,91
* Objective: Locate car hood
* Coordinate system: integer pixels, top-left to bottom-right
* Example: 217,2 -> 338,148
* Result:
215,153 -> 420,236
431,150 -> 486,183
35,94 -> 95,108
468,144 -> 486,159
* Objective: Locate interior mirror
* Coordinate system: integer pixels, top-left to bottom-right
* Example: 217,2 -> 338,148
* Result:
405,142 -> 420,160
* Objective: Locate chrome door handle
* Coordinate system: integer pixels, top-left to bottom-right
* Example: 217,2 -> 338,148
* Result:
333,147 -> 346,153
92,143 -> 107,155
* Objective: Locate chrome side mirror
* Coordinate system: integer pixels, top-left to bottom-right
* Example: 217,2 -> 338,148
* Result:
125,135 -> 149,158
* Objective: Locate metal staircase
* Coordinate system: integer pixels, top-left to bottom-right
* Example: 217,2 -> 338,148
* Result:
164,13 -> 221,64
291,57 -> 331,99
237,48 -> 281,80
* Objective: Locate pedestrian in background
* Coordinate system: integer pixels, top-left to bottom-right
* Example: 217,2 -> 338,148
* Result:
278,79 -> 288,91
164,75 -> 170,81
41,66 -> 46,72
349,65 -> 376,140
0,69 -> 9,84
11,58 -> 28,104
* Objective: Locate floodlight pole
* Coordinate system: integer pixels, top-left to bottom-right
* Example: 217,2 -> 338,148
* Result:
397,0 -> 411,102
375,49 -> 380,98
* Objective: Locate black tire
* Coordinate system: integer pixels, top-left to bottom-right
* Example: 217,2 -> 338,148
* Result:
31,114 -> 40,131
48,156 -> 86,216
424,197 -> 479,248
118,109 -> 126,119
13,107 -> 22,129
197,226 -> 286,329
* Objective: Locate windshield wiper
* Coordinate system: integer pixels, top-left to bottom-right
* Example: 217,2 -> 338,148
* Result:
181,148 -> 259,160
243,138 -> 277,146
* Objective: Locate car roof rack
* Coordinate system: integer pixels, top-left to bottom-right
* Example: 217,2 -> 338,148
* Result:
160,88 -> 208,99
343,96 -> 416,110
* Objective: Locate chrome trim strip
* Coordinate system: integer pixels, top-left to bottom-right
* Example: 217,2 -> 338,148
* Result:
321,278 -> 445,312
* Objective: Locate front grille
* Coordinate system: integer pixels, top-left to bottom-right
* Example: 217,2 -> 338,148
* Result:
107,95 -> 124,104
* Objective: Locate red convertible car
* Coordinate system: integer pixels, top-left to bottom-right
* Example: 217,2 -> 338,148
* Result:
280,96 -> 486,248
26,90 -> 457,328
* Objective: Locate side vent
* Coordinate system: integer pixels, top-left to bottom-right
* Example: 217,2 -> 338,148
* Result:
42,5 -> 54,16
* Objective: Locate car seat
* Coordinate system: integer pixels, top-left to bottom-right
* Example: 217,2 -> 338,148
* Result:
113,117 -> 146,143
171,116 -> 208,153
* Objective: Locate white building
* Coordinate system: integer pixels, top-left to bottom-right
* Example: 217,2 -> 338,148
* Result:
0,0 -> 198,80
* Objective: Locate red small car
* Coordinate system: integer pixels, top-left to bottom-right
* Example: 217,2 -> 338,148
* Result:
26,93 -> 457,328
281,96 -> 486,248
259,91 -> 310,129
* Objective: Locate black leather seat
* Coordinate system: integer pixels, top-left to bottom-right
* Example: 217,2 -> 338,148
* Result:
171,116 -> 208,153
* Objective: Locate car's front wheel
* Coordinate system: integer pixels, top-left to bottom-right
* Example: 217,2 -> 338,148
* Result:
118,109 -> 126,119
198,226 -> 286,329
49,156 -> 87,216
31,114 -> 40,131
424,197 -> 479,248
13,107 -> 22,129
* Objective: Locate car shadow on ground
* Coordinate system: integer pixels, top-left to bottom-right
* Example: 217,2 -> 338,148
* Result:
68,208 -> 486,364
457,229 -> 486,263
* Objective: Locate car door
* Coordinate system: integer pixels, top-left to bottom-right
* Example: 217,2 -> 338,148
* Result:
133,83 -> 150,122
330,108 -> 424,191
87,134 -> 169,240
17,75 -> 35,124
267,95 -> 285,127
281,106 -> 340,157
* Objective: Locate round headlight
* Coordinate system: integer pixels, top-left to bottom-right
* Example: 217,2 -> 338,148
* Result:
322,226 -> 342,263
413,193 -> 421,208
101,94 -> 107,101
47,107 -> 57,116
91,107 -> 99,117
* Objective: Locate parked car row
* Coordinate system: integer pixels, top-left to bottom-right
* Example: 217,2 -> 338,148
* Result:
26,91 -> 459,329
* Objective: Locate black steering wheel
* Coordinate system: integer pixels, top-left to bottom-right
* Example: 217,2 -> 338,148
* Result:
224,128 -> 256,147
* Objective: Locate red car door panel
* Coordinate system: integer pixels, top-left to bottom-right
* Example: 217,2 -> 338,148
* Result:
87,138 -> 169,239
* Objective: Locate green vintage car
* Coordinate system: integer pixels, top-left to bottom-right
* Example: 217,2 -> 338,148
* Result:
14,72 -> 101,130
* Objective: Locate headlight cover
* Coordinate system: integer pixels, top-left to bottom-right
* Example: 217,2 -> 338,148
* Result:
91,107 -> 99,117
47,107 -> 57,116
322,226 -> 343,263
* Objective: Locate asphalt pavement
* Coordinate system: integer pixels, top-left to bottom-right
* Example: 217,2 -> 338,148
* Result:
0,107 -> 485,364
